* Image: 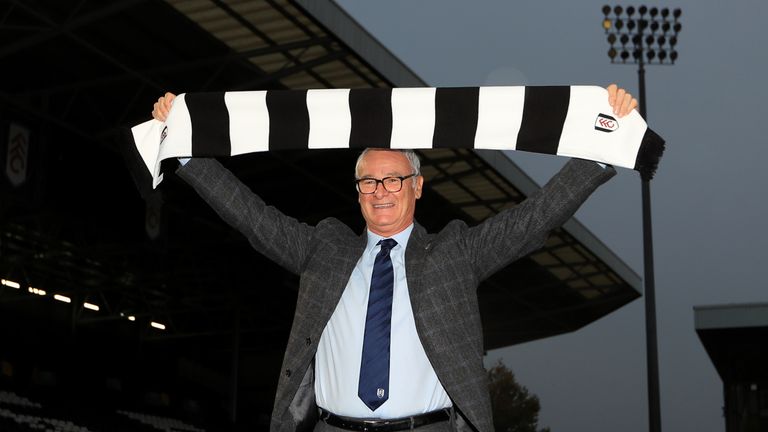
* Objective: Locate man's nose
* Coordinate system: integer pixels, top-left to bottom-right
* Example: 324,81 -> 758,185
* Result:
373,182 -> 390,198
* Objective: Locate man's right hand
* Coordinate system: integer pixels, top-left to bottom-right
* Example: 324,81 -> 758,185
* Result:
152,92 -> 176,122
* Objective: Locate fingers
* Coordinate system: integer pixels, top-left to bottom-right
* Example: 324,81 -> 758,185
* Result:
151,92 -> 177,122
164,92 -> 176,109
621,93 -> 638,117
606,83 -> 638,118
606,83 -> 618,107
152,98 -> 164,122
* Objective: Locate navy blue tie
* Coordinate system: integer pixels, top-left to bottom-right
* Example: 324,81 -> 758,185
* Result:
358,238 -> 397,411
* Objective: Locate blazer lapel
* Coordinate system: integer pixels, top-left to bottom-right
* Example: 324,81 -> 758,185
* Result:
317,231 -> 368,323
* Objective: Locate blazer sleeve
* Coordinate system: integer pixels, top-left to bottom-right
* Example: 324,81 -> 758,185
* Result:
464,159 -> 616,281
176,158 -> 314,275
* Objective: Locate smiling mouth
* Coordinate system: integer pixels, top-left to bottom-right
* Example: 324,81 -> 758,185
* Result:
372,203 -> 394,209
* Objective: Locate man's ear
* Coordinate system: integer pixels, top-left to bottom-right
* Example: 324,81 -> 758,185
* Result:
415,176 -> 424,199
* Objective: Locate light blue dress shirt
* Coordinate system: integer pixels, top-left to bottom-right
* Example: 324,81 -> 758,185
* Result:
314,224 -> 452,418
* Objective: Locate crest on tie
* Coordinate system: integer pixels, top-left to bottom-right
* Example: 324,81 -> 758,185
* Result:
377,388 -> 385,399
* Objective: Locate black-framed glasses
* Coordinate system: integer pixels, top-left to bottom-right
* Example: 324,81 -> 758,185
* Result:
355,174 -> 417,194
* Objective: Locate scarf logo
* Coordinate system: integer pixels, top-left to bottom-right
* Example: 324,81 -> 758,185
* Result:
595,114 -> 618,133
160,126 -> 168,144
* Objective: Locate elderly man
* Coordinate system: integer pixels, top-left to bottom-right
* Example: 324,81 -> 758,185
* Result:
152,85 -> 637,432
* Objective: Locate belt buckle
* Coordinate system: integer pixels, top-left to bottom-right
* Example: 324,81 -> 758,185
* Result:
361,419 -> 379,432
363,417 -> 402,432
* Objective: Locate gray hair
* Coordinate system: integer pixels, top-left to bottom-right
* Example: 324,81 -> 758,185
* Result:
354,149 -> 421,186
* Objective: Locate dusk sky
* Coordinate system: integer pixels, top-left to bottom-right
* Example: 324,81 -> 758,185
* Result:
334,1 -> 768,431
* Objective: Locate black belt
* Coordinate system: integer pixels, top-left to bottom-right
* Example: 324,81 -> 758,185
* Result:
319,408 -> 451,432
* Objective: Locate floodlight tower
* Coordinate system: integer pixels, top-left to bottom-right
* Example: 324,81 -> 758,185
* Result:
600,5 -> 681,432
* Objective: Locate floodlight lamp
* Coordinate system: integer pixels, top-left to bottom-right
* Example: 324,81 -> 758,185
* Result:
650,21 -> 659,32
603,18 -> 612,30
639,19 -> 648,29
645,35 -> 654,45
620,34 -> 629,45
128,315 -> 136,322
670,36 -> 677,46
673,8 -> 681,18
615,19 -> 624,30
674,22 -> 682,32
662,22 -> 670,32
639,5 -> 648,15
633,49 -> 641,60
614,5 -> 623,15
607,33 -> 617,44
650,7 -> 658,16
657,35 -> 666,45
627,20 -> 636,30
661,8 -> 669,17
627,6 -> 635,15
84,302 -> 100,311
647,49 -> 656,60
658,50 -> 667,60
620,50 -> 630,61
151,321 -> 166,330
608,47 -> 617,59
602,5 -> 611,15
670,50 -> 678,61
632,34 -> 641,45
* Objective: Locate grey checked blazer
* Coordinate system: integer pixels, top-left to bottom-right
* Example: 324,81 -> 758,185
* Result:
177,157 -> 615,432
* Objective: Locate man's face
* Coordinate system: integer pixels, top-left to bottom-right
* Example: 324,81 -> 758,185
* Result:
357,150 -> 423,237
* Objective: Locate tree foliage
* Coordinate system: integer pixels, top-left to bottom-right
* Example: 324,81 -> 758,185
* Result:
488,360 -> 550,432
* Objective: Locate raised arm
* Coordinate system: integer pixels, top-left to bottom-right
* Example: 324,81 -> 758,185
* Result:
176,158 -> 314,275
465,159 -> 615,281
465,83 -> 636,280
153,93 -> 314,275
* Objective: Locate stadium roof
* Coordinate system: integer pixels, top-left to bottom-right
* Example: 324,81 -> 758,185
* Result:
0,0 -> 640,357
695,303 -> 768,382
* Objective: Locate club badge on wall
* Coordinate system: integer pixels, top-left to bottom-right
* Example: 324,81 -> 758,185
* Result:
6,123 -> 30,187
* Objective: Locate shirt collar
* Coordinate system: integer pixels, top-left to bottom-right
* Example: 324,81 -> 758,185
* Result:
365,223 -> 414,254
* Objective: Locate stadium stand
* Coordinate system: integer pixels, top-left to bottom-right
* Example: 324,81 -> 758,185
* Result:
0,390 -> 92,432
0,354 -> 220,432
0,388 -> 213,432
117,410 -> 205,432
0,391 -> 42,409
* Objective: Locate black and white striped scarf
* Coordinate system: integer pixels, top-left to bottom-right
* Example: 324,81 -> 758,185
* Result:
125,86 -> 664,196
